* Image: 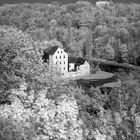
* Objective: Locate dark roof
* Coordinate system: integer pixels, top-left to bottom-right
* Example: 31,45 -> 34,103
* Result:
44,46 -> 58,55
68,57 -> 86,66
68,57 -> 77,63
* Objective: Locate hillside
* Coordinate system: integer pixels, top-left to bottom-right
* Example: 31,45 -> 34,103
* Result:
0,1 -> 140,140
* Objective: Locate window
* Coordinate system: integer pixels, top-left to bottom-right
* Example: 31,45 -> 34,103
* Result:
60,56 -> 61,59
64,67 -> 65,70
64,61 -> 65,64
57,51 -> 59,53
56,56 -> 57,59
61,51 -> 62,53
60,62 -> 61,64
64,55 -> 65,58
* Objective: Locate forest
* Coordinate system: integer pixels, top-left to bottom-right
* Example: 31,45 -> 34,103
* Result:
0,1 -> 140,140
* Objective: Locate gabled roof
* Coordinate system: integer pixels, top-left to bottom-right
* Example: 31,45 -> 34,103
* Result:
68,57 -> 86,66
44,46 -> 58,55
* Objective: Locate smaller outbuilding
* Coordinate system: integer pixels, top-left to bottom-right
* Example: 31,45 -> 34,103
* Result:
68,57 -> 90,77
68,57 -> 86,71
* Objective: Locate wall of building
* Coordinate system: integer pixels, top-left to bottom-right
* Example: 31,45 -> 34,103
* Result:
51,48 -> 68,75
96,1 -> 110,7
79,61 -> 90,75
69,63 -> 75,71
65,61 -> 90,78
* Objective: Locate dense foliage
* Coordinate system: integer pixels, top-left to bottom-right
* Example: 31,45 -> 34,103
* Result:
0,26 -> 41,103
74,76 -> 140,140
0,2 -> 140,62
0,72 -> 88,140
0,1 -> 140,140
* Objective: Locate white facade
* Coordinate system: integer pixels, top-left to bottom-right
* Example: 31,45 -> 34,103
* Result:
69,63 -> 75,71
79,61 -> 90,75
96,1 -> 110,7
66,61 -> 90,78
49,47 -> 68,75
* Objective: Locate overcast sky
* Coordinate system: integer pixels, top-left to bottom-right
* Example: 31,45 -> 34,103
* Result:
0,0 -> 140,5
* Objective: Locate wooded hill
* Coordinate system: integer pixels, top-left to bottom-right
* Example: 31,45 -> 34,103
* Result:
1,1 -> 140,65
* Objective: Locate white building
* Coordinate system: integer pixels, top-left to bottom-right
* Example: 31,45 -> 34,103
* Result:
96,1 -> 110,7
79,61 -> 90,75
68,57 -> 90,76
43,46 -> 68,75
42,45 -> 90,78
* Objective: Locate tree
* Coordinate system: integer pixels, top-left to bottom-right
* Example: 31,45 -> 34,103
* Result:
0,25 -> 41,104
108,78 -> 140,140
93,76 -> 140,140
73,73 -> 140,140
0,69 -> 88,140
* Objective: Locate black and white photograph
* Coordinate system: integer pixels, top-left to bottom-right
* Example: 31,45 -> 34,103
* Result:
0,0 -> 140,140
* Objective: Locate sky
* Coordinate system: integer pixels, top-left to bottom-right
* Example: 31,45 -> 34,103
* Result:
0,0 -> 140,5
